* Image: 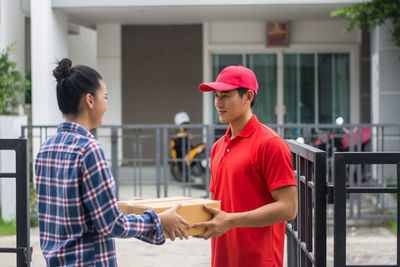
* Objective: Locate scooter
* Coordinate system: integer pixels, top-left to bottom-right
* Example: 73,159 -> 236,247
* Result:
313,117 -> 371,183
314,117 -> 371,154
169,112 -> 207,185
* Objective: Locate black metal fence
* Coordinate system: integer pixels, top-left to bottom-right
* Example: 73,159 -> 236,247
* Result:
286,140 -> 327,267
333,152 -> 400,267
21,123 -> 399,220
0,139 -> 32,267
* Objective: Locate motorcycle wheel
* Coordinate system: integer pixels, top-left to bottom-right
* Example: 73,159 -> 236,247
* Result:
170,162 -> 184,182
190,151 -> 207,188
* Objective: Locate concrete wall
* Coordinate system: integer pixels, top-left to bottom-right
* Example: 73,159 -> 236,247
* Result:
95,24 -> 122,161
68,25 -> 97,68
208,19 -> 360,45
121,25 -> 203,160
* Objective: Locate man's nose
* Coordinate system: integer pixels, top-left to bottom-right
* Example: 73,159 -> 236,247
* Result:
216,99 -> 224,108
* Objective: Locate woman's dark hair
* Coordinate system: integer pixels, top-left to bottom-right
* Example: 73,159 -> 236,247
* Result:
53,58 -> 102,115
237,87 -> 256,108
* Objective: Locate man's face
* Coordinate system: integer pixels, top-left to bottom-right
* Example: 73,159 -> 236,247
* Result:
214,90 -> 251,124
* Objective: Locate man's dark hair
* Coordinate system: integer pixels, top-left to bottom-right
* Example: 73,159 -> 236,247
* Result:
236,87 -> 256,108
53,58 -> 103,115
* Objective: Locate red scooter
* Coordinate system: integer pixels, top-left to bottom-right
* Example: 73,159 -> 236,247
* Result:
313,117 -> 371,183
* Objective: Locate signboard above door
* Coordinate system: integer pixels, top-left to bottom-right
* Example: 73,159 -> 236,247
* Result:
266,22 -> 289,47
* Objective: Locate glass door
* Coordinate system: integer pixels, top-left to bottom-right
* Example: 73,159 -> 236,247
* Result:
211,52 -> 350,125
247,54 -> 277,123
283,53 -> 350,124
284,54 -> 315,123
212,54 -> 242,124
212,54 -> 277,124
318,53 -> 350,124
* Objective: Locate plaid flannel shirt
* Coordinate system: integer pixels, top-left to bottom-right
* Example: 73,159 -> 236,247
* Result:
35,122 -> 165,267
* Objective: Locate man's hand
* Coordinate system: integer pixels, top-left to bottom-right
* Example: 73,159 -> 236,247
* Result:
191,205 -> 232,240
158,204 -> 191,241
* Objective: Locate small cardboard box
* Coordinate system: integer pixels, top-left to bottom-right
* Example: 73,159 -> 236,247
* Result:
118,197 -> 221,238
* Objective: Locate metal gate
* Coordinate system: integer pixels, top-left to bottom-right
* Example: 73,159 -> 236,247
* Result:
286,140 -> 327,267
0,139 -> 32,267
333,152 -> 400,267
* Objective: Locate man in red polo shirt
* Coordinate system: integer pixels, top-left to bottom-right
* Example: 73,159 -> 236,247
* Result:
192,65 -> 298,267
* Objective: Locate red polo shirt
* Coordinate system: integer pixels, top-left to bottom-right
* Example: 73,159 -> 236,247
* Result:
209,115 -> 297,267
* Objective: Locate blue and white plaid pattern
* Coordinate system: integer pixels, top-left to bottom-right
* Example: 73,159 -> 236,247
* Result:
35,122 -> 165,267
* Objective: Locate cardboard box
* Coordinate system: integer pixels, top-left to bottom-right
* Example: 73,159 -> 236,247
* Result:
118,197 -> 221,238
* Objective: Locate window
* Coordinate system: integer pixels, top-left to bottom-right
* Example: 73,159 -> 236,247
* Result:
212,52 -> 350,124
318,53 -> 350,124
284,54 -> 315,123
212,54 -> 277,124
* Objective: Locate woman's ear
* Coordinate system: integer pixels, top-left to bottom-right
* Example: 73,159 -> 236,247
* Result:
84,93 -> 95,109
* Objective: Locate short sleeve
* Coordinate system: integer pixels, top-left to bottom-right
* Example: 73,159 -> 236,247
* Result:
260,136 -> 297,192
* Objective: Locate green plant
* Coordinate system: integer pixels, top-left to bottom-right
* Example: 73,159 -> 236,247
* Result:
0,42 -> 30,115
30,186 -> 38,227
0,209 -> 16,236
330,0 -> 400,48
388,217 -> 397,235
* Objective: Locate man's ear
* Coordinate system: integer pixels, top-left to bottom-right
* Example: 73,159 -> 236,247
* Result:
84,93 -> 95,109
247,90 -> 254,103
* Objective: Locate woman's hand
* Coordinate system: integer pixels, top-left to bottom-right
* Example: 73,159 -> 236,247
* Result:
158,204 -> 190,241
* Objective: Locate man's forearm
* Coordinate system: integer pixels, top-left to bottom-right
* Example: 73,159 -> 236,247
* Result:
228,199 -> 296,228
228,185 -> 298,228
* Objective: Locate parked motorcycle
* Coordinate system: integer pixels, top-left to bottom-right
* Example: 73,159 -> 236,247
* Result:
314,117 -> 371,153
169,112 -> 207,185
313,117 -> 372,183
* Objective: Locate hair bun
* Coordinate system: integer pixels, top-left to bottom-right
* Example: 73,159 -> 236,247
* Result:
53,58 -> 72,83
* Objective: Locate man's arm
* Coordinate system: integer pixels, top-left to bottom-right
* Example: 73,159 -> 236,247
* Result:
193,185 -> 297,239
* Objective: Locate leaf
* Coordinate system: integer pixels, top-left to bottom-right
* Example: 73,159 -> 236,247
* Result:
0,42 -> 29,115
331,0 -> 400,59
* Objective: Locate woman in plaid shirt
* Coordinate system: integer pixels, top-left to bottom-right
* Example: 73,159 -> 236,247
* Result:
35,58 -> 189,266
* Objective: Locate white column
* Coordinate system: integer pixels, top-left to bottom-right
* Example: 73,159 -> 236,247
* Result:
202,22 -> 213,125
31,0 -> 68,126
96,24 -> 122,160
371,22 -> 400,125
97,24 -> 121,126
31,0 -> 68,193
370,22 -> 400,182
0,0 -> 26,72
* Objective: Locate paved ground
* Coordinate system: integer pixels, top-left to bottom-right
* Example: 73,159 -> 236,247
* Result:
0,167 -> 396,266
0,225 -> 396,267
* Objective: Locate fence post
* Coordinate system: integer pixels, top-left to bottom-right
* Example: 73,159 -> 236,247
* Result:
111,127 -> 119,200
163,128 -> 169,197
16,139 -> 31,266
156,128 -> 161,198
205,125 -> 215,198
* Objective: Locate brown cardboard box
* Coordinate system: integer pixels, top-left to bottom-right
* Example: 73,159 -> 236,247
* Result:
118,197 -> 221,238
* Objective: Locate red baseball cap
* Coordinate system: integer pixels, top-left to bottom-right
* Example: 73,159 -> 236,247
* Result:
199,65 -> 258,94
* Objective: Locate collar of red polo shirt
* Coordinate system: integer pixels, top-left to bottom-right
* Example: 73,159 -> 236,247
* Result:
224,115 -> 259,140
199,65 -> 258,94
